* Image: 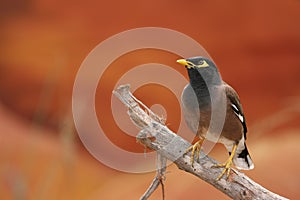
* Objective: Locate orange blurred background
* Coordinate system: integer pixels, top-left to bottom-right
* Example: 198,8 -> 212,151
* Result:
1,0 -> 300,199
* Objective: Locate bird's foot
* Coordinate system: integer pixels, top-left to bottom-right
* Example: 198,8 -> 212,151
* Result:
212,144 -> 237,181
212,158 -> 233,181
184,138 -> 204,166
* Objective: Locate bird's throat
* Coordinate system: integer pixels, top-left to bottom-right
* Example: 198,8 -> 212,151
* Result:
189,79 -> 211,109
188,69 -> 211,99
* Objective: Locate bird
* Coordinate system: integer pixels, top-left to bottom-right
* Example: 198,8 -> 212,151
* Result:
177,56 -> 254,180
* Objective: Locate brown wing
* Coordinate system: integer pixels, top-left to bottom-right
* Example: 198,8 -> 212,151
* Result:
223,82 -> 248,139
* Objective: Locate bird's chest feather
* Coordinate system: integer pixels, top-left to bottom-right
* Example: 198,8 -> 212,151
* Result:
181,84 -> 226,139
181,84 -> 207,133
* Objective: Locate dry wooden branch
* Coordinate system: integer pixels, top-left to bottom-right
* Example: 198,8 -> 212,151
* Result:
113,84 -> 289,200
139,153 -> 166,200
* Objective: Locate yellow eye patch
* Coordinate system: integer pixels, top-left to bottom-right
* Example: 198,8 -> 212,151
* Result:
195,60 -> 209,68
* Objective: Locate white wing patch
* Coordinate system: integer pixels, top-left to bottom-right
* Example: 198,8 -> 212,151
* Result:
231,103 -> 238,111
231,103 -> 244,123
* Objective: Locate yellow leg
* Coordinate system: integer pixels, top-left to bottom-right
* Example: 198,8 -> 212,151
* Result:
185,137 -> 205,166
213,144 -> 238,181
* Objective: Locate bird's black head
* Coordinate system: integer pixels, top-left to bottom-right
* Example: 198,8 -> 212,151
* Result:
177,56 -> 222,86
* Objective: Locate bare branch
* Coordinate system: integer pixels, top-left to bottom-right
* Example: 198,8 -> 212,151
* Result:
113,84 -> 289,200
139,153 -> 167,200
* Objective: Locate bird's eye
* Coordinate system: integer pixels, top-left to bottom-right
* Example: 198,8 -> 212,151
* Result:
198,60 -> 204,65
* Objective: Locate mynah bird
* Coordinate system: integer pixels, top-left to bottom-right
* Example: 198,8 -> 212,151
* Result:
177,56 -> 254,180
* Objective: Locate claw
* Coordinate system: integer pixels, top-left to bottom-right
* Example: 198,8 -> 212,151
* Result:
212,144 -> 238,180
213,159 -> 233,180
185,137 -> 204,166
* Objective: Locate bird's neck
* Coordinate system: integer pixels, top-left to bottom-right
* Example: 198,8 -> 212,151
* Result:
188,72 -> 210,109
190,80 -> 209,97
188,69 -> 222,106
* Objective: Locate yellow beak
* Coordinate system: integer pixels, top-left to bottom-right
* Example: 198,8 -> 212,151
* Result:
176,59 -> 188,66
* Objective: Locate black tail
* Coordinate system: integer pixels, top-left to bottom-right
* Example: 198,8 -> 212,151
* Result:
233,143 -> 254,170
